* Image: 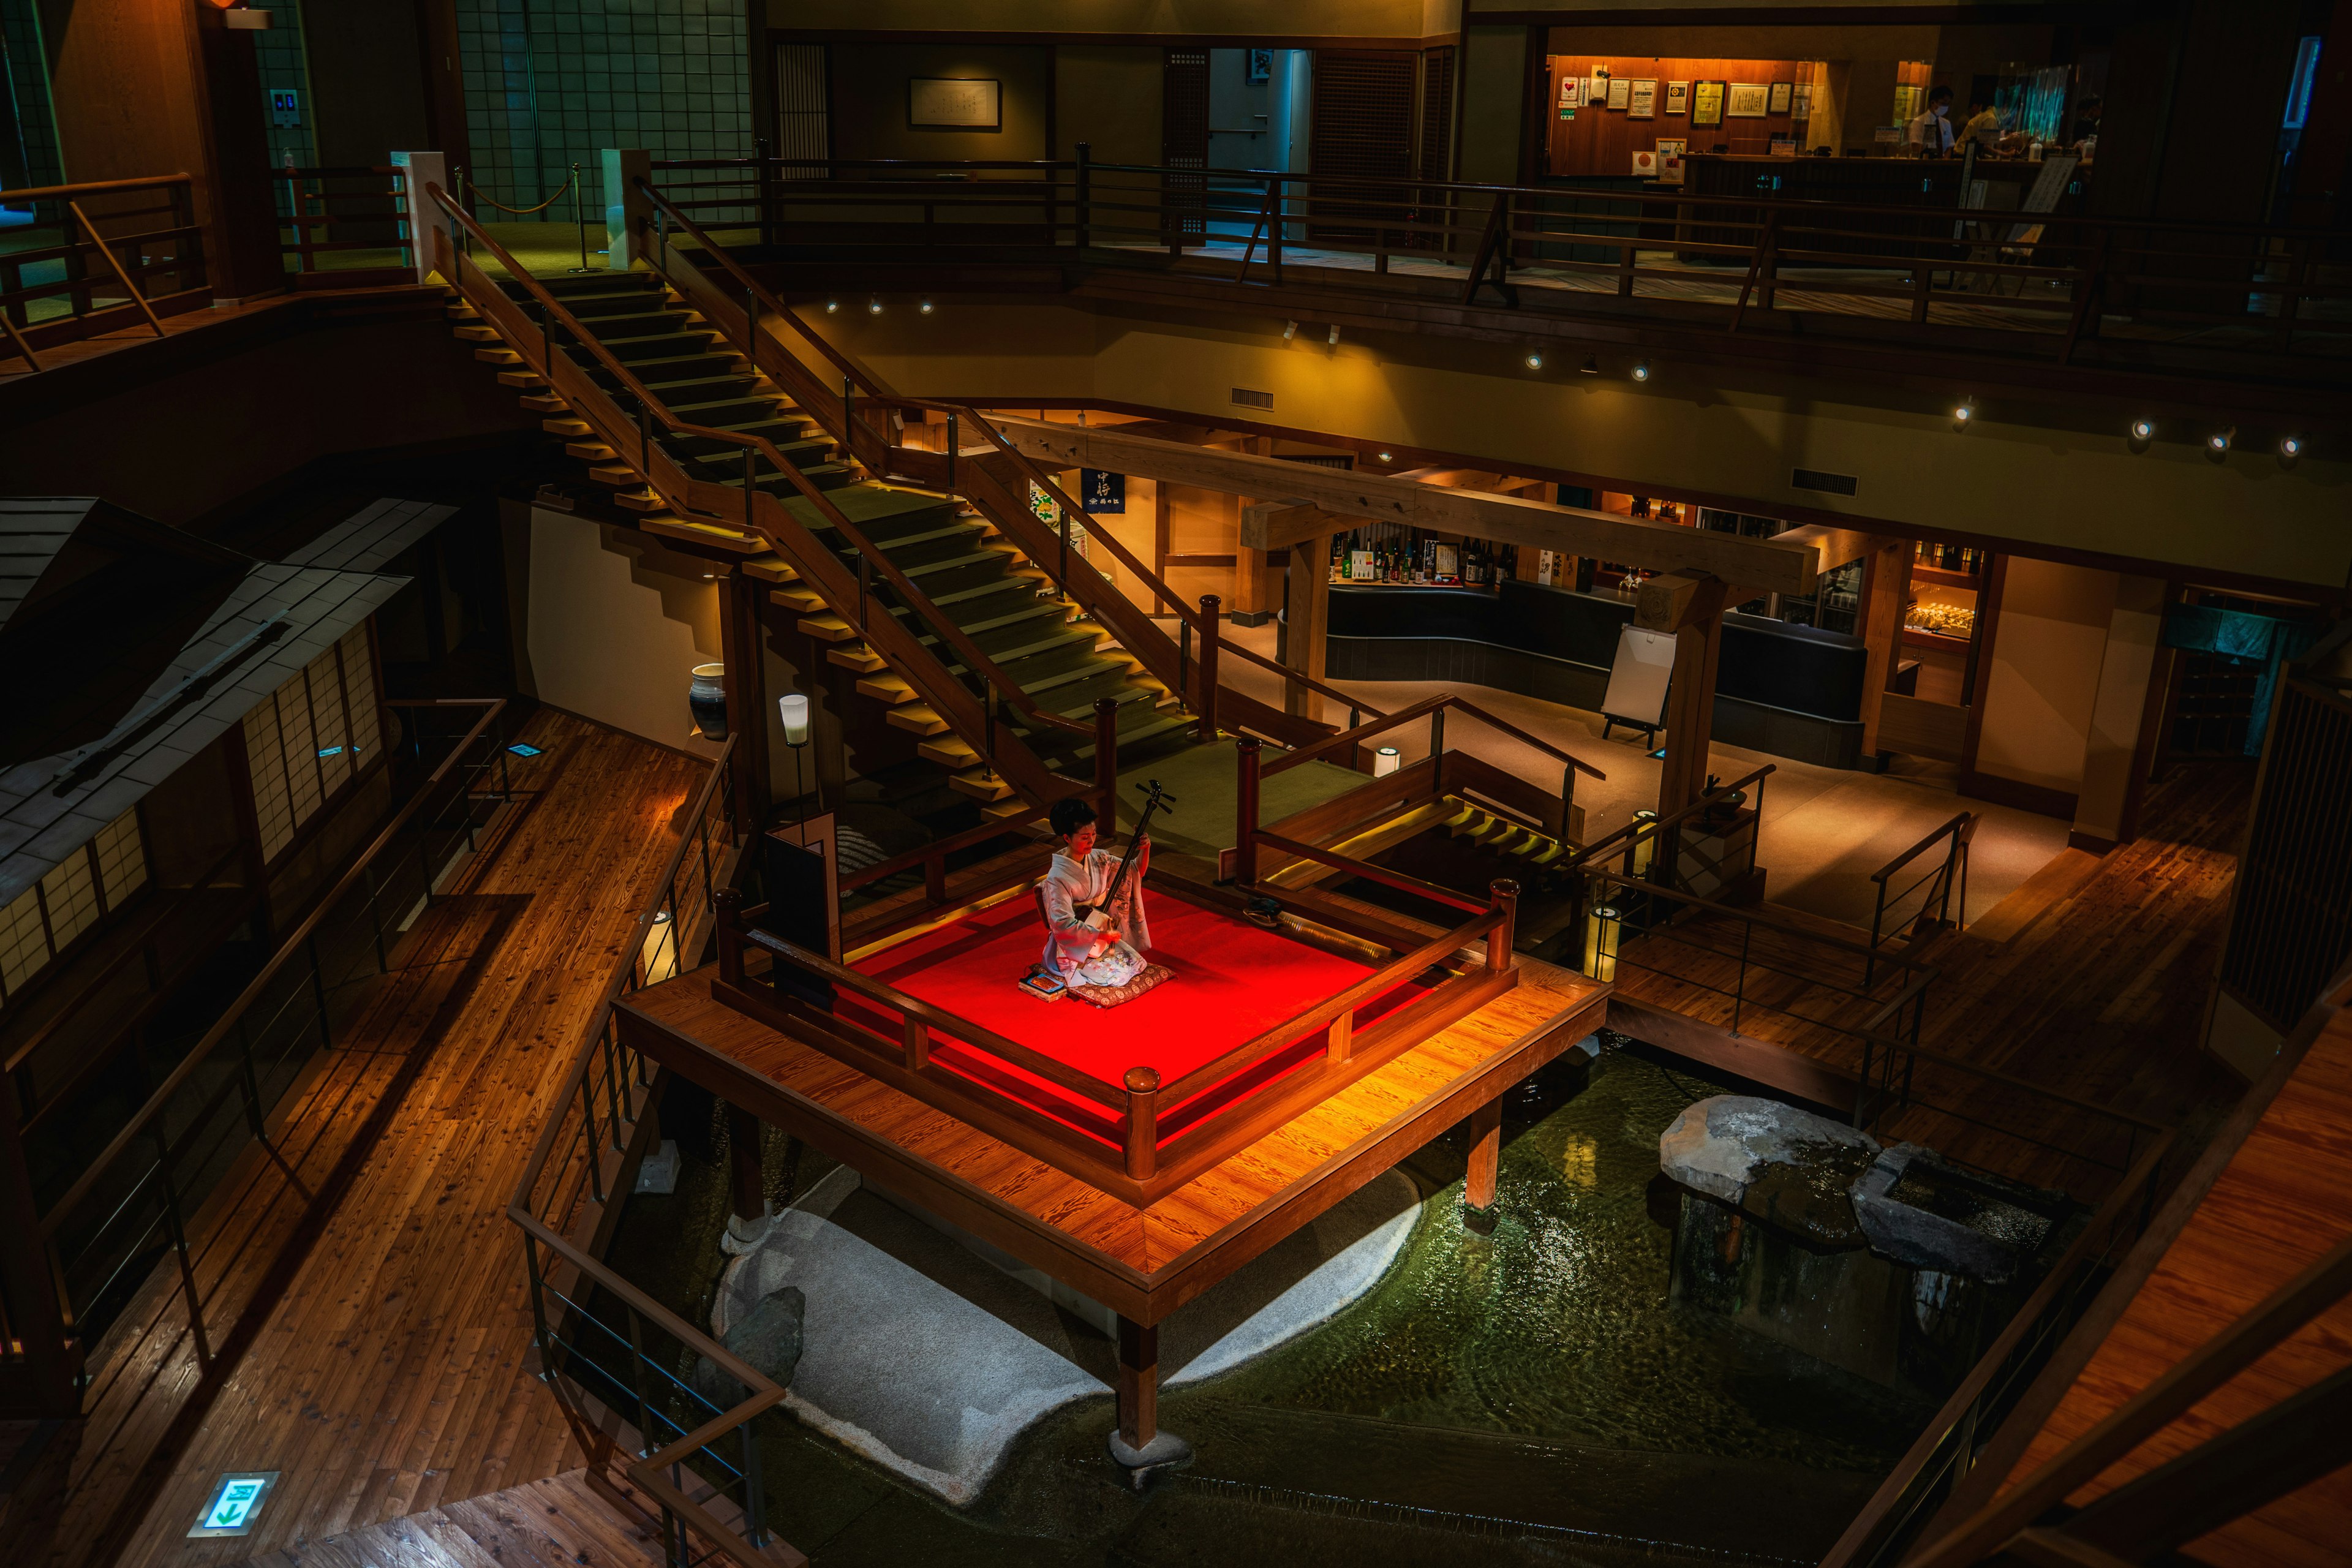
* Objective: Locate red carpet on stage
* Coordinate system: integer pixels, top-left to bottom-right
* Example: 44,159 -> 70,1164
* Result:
848,893 -> 1421,1118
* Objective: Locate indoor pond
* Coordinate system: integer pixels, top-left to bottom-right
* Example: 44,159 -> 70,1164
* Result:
597,1046 -> 1940,1566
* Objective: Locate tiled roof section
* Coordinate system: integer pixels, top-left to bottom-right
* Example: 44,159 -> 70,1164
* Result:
0,497 -> 97,633
281,497 -> 457,574
0,560 -> 407,905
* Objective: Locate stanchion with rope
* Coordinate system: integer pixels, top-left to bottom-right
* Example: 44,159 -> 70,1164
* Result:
568,163 -> 590,273
454,166 -> 597,272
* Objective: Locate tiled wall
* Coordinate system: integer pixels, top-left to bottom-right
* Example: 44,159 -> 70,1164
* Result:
454,0 -> 753,217
249,0 -> 318,195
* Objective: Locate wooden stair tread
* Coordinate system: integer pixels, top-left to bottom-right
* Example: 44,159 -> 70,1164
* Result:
741,554 -> 801,584
952,769 -> 1019,803
886,704 -> 952,736
769,585 -> 826,612
641,515 -> 764,554
855,672 -> 918,705
826,644 -> 888,673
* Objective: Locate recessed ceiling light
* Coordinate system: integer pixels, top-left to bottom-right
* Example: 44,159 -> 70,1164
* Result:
919,300 -> 935,314
1525,352 -> 1543,369
824,300 -> 839,314
1580,355 -> 1600,374
2130,418 -> 2154,440
1631,361 -> 1651,381
2207,428 -> 2231,451
2280,434 -> 2303,459
867,298 -> 883,314
1377,451 -> 1392,461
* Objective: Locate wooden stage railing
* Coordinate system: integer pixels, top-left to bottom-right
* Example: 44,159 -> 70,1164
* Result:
710,864 -> 1515,1206
0,173 -> 208,370
273,163 -> 416,288
646,153 -> 2352,390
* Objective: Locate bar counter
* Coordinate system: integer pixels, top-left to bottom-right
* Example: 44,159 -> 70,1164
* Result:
1324,579 -> 1871,769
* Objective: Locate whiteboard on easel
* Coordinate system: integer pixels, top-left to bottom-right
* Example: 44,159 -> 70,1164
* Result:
1601,626 -> 1676,728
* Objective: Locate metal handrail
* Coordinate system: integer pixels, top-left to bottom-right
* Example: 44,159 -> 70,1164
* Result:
39,699 -> 508,1238
1573,764 -> 1773,877
1864,811 -> 1977,984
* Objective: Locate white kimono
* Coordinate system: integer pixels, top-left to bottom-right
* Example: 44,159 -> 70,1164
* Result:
1038,846 -> 1152,988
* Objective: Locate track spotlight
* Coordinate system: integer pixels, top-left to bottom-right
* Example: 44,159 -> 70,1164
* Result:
867,298 -> 883,315
824,300 -> 839,314
1631,361 -> 1651,382
1951,401 -> 1975,432
918,300 -> 935,315
1377,451 -> 1393,462
1525,352 -> 1544,369
2280,434 -> 2304,467
1580,355 -> 1600,375
1282,319 -> 1297,341
2206,426 -> 2234,459
1327,325 -> 1340,347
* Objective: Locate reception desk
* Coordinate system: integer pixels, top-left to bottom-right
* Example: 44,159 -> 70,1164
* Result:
1324,580 -> 1872,769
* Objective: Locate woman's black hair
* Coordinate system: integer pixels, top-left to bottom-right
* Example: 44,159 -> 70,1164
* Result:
1049,797 -> 1099,839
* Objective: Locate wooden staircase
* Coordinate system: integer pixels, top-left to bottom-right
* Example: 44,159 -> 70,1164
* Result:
448,269 -> 1199,810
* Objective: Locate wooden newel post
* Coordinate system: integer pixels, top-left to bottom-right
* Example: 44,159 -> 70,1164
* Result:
1488,878 -> 1519,973
1123,1066 -> 1161,1181
1234,736 -> 1262,888
715,886 -> 744,985
1094,695 -> 1120,829
727,1104 -> 765,1223
1196,594 -> 1221,741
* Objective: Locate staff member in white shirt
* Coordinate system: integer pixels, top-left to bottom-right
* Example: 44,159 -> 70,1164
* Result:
1907,85 -> 1956,155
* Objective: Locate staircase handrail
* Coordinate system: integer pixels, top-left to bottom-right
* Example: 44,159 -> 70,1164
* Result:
428,189 -> 1088,793
1571,763 -> 1774,873
1871,810 -> 1978,888
633,180 -> 1381,729
1262,693 -> 1605,782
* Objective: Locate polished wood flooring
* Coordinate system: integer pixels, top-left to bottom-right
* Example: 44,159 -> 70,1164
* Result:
1,710 -> 702,1568
1610,761 -> 2252,1196
621,950 -> 1607,1311
1988,974 -> 2352,1566
241,1471 -> 662,1568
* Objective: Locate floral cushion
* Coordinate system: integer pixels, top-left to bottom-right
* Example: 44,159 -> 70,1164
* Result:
1069,963 -> 1174,1009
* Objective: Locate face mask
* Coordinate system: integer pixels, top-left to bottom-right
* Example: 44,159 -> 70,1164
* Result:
1933,105 -> 1948,118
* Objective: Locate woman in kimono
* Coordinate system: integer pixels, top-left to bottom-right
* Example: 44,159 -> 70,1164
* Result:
1037,796 -> 1151,989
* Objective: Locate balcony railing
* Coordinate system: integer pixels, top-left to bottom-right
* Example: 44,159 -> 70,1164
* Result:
0,175 -> 208,369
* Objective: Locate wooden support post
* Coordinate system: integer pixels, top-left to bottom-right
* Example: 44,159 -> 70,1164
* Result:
1094,696 -> 1120,830
1123,1067 -> 1160,1180
1856,539 -> 1909,761
726,1104 -> 764,1222
1464,1097 -> 1502,1211
715,886 -> 744,984
1234,736 -> 1262,888
1488,878 -> 1519,971
1152,481 -> 1172,615
1195,594 -> 1221,741
1283,538 -> 1330,723
719,570 -> 772,829
1639,573 -> 1731,821
1115,1315 -> 1159,1452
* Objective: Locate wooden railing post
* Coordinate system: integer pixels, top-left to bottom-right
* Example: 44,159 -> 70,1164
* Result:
1235,736 -> 1262,888
715,886 -> 744,985
903,1015 -> 930,1071
1325,1006 -> 1352,1064
1196,594 -> 1221,741
1074,142 -> 1091,249
1094,695 -> 1120,828
1488,878 -> 1519,971
1123,1066 -> 1160,1180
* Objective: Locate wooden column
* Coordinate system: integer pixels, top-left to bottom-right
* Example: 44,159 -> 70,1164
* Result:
1856,538 -> 1910,761
1638,572 -> 1732,820
718,569 -> 772,829
726,1104 -> 764,1222
1116,1315 -> 1159,1452
1282,539 -> 1330,723
1151,481 -> 1172,614
1464,1098 -> 1502,1211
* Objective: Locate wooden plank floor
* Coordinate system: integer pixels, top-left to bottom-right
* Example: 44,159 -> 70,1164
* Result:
1610,761 -> 2251,1195
1986,977 -> 2352,1566
622,950 -> 1607,1293
239,1471 -> 663,1568
2,710 -> 703,1568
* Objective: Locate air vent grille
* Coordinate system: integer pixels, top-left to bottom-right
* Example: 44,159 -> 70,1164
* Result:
1790,467 -> 1858,497
1231,387 -> 1274,409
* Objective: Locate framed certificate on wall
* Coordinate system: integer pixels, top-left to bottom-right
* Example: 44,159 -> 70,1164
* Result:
1627,80 -> 1657,119
1665,81 -> 1690,115
1768,81 -> 1795,115
908,77 -> 1001,129
1607,77 -> 1632,110
1691,81 -> 1726,127
1726,83 -> 1772,119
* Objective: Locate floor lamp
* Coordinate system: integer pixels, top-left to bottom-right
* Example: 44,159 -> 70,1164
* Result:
778,693 -> 811,829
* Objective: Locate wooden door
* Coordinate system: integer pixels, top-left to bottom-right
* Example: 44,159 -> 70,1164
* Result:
1308,50 -> 1417,246
1161,48 -> 1209,246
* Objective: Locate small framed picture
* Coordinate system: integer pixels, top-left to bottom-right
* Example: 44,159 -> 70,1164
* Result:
1791,83 -> 1814,120
1653,138 -> 1686,159
1607,77 -> 1632,110
1726,83 -> 1771,119
1627,80 -> 1657,119
1246,48 -> 1272,84
1665,81 -> 1690,115
908,77 -> 1001,129
1768,81 -> 1794,115
1558,75 -> 1581,110
1692,81 -> 1726,127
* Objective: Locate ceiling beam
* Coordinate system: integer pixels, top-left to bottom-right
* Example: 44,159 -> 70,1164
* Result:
995,415 -> 1822,595
1240,500 -> 1357,553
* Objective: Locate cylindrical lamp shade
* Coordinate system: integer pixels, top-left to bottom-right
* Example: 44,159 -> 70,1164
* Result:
778,693 -> 811,746
687,663 -> 728,740
1583,905 -> 1621,982
1373,745 -> 1401,778
1629,809 -> 1658,878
